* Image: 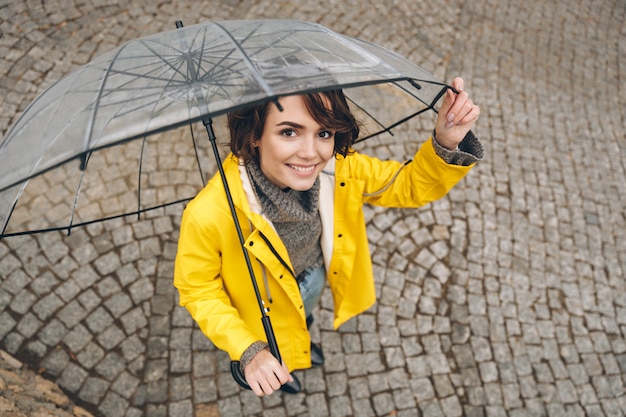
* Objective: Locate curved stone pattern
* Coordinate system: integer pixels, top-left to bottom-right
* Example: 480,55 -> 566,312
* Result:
1,1 -> 625,416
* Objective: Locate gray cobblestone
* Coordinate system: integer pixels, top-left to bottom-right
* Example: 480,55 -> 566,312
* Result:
38,319 -> 67,347
16,312 -> 43,339
9,289 -> 37,315
77,341 -> 106,369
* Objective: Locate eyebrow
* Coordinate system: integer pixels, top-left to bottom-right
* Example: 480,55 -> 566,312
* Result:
275,121 -> 305,129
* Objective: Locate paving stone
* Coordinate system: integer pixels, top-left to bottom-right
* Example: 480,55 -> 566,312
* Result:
77,342 -> 105,369
95,352 -> 126,380
111,370 -> 141,399
100,392 -> 130,417
16,312 -> 43,339
56,300 -> 87,328
39,347 -> 70,378
57,363 -> 89,393
193,376 -> 218,403
78,376 -> 110,404
9,289 -> 37,315
38,319 -> 67,347
32,293 -> 64,321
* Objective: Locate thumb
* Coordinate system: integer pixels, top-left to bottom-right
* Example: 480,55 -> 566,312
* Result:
282,362 -> 294,382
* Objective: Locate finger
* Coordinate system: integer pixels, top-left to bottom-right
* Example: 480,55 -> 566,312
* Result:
437,77 -> 466,130
260,376 -> 281,395
445,91 -> 470,128
283,362 -> 294,382
458,100 -> 475,120
438,87 -> 457,124
275,365 -> 293,385
458,105 -> 480,126
251,381 -> 265,397
451,76 -> 464,92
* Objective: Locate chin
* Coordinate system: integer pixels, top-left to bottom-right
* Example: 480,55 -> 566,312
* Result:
287,179 -> 317,192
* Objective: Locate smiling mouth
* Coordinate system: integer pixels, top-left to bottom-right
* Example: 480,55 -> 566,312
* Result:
288,164 -> 315,173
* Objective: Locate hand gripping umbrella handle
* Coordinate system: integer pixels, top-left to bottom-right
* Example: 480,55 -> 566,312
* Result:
230,316 -> 282,390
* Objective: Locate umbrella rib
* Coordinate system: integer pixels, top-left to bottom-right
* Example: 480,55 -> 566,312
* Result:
355,107 -> 433,144
83,44 -> 132,154
210,21 -> 276,98
0,183 -> 27,238
345,94 -> 395,138
189,123 -> 207,187
137,137 -> 147,220
350,80 -> 452,143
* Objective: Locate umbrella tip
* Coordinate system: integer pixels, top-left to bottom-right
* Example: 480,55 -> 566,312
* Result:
273,98 -> 283,112
175,20 -> 184,28
79,153 -> 88,171
409,79 -> 422,90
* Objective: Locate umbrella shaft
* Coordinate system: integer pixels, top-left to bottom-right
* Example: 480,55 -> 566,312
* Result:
202,118 -> 266,314
202,118 -> 282,363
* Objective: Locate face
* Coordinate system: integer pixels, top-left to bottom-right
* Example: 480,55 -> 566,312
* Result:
256,95 -> 336,191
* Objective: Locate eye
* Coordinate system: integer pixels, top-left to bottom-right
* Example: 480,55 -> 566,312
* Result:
280,128 -> 297,137
318,131 -> 334,139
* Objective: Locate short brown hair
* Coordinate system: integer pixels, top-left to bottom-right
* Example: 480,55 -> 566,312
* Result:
227,90 -> 360,164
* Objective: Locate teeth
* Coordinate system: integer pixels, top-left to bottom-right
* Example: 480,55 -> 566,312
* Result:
289,165 -> 314,173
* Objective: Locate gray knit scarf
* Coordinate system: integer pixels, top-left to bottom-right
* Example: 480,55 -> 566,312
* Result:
246,160 -> 324,280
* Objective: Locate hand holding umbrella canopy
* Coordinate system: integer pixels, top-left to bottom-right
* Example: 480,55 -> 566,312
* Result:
0,18 -> 457,391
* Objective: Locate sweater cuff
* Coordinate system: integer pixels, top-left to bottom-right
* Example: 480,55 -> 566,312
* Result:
239,341 -> 269,372
432,130 -> 484,166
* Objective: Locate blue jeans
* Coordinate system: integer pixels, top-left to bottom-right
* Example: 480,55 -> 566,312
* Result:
298,265 -> 326,319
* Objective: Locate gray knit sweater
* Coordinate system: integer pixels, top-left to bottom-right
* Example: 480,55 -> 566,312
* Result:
246,160 -> 324,280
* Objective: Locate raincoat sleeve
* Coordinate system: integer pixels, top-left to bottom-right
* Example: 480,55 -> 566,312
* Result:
174,196 -> 259,362
344,136 -> 479,208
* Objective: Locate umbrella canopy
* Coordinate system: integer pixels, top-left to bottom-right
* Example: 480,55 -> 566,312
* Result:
0,18 -> 450,238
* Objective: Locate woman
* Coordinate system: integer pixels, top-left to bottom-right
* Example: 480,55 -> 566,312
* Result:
174,77 -> 482,396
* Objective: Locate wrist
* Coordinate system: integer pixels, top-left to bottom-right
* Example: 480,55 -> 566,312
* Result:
432,129 -> 459,151
240,341 -> 270,371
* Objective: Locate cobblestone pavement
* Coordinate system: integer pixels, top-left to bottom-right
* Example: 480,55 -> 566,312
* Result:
1,0 -> 625,416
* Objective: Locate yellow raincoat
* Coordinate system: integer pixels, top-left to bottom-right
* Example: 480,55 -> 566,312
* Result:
174,137 -> 475,371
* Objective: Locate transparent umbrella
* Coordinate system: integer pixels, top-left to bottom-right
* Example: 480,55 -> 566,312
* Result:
0,18 -> 456,390
0,18 -> 452,238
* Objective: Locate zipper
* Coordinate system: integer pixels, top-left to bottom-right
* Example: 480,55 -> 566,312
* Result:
247,219 -> 296,304
258,230 -> 297,280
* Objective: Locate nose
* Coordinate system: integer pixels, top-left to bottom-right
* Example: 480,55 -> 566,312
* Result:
297,136 -> 317,159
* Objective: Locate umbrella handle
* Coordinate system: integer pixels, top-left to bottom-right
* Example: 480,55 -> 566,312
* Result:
230,361 -> 251,390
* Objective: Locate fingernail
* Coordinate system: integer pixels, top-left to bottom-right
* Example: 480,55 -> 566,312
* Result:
446,121 -> 455,129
